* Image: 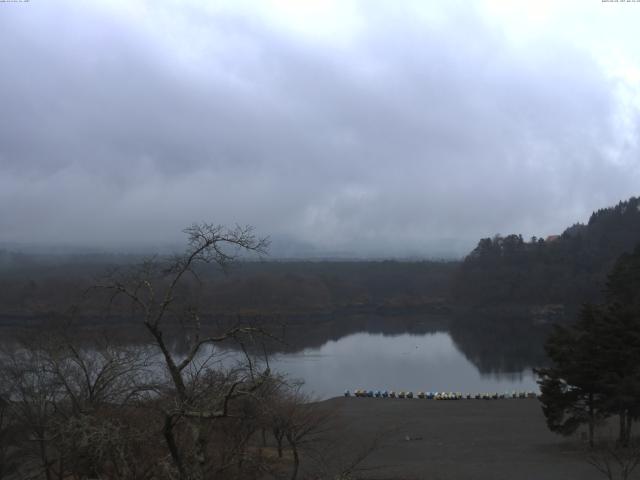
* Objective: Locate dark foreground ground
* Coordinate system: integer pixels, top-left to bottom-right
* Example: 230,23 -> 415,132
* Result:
319,397 -> 607,480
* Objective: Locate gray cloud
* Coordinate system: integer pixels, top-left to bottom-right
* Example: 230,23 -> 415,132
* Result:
1,1 -> 639,257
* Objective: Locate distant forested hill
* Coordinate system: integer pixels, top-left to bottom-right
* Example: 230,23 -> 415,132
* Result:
453,196 -> 640,307
0,256 -> 456,320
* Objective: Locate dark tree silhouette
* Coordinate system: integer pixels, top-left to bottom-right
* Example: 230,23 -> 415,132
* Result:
454,196 -> 640,307
536,305 -> 607,446
537,244 -> 640,447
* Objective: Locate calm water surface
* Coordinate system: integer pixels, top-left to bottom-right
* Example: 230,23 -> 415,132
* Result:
263,331 -> 538,399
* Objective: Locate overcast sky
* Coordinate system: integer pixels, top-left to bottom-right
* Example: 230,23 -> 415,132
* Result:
1,0 -> 639,257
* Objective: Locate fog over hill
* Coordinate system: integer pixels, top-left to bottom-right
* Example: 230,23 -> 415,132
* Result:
1,1 -> 640,257
0,235 -> 465,260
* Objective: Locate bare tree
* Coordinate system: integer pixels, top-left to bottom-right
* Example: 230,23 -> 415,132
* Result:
0,342 -> 64,480
260,386 -> 333,480
95,223 -> 273,480
0,327 -> 158,480
586,439 -> 640,480
0,388 -> 21,480
0,224 -> 348,480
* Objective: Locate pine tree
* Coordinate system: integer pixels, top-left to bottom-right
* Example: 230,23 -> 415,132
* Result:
536,305 -> 607,447
600,245 -> 640,446
537,245 -> 640,446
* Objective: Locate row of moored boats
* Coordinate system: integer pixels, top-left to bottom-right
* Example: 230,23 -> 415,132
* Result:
345,390 -> 538,399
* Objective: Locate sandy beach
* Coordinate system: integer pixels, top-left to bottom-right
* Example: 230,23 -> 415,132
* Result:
319,397 -> 608,480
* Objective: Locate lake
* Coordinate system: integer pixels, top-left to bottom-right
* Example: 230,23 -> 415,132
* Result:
0,313 -> 544,401
258,330 -> 539,399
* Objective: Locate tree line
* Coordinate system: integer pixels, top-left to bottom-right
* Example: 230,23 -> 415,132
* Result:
0,252 -> 456,321
453,196 -> 640,307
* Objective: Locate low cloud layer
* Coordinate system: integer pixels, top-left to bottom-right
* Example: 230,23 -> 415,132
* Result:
1,1 -> 639,257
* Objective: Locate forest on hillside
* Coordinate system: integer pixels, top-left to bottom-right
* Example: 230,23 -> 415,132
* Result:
0,255 -> 456,323
453,196 -> 640,308
1,196 -> 640,327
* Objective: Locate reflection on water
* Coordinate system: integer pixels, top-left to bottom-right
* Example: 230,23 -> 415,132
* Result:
262,331 -> 538,400
0,312 -> 544,401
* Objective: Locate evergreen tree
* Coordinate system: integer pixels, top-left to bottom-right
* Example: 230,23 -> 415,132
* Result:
600,245 -> 640,445
536,305 -> 607,447
537,245 -> 640,446
455,196 -> 640,306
